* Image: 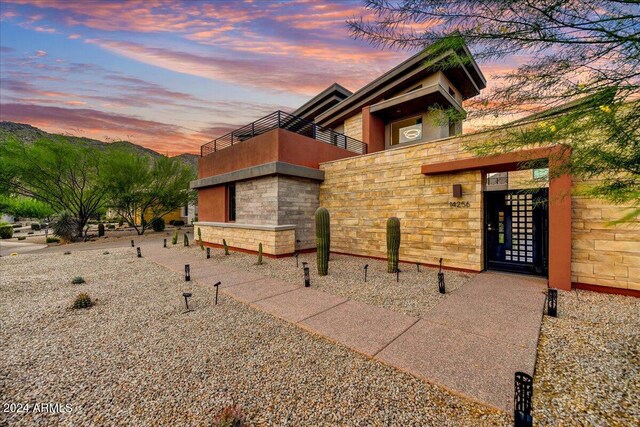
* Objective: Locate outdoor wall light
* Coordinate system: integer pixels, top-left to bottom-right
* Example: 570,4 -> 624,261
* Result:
213,281 -> 221,305
438,258 -> 445,294
547,288 -> 558,317
184,264 -> 191,282
137,247 -> 142,258
453,184 -> 463,198
514,372 -> 533,427
206,247 -> 211,259
182,292 -> 192,311
303,265 -> 310,287
363,264 -> 369,282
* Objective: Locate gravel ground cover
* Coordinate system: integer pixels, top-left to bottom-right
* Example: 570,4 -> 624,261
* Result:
1,249 -> 509,426
169,243 -> 472,318
533,289 -> 640,426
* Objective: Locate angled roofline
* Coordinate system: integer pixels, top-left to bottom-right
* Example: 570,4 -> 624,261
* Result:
316,40 -> 486,127
292,83 -> 352,118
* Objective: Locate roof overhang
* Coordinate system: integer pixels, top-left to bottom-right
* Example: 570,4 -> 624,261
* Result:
316,42 -> 485,128
292,83 -> 352,121
369,83 -> 465,121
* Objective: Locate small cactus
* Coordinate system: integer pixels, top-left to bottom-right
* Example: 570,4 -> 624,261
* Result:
316,207 -> 330,276
183,233 -> 189,247
72,293 -> 93,309
198,227 -> 204,250
257,242 -> 263,265
223,239 -> 229,255
172,229 -> 178,245
387,217 -> 401,273
71,276 -> 85,284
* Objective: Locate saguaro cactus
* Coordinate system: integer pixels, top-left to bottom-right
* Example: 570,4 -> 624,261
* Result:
387,217 -> 401,273
257,242 -> 263,265
197,227 -> 204,250
223,239 -> 229,255
172,229 -> 178,245
316,207 -> 330,276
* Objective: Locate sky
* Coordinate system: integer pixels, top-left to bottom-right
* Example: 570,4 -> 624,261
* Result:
0,0 -> 518,156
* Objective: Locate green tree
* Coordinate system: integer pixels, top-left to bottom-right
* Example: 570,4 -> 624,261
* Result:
0,137 -> 108,237
349,1 -> 640,220
0,195 -> 54,219
102,147 -> 195,235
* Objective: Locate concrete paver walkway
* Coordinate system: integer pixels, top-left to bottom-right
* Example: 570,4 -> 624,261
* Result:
36,237 -> 547,412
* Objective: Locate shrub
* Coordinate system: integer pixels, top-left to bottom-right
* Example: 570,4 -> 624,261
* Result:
168,219 -> 175,225
31,222 -> 41,231
212,406 -> 246,427
71,276 -> 85,284
17,236 -> 26,240
173,220 -> 185,227
151,217 -> 165,232
107,224 -> 116,229
52,211 -> 78,241
0,224 -> 14,239
46,237 -> 60,243
118,219 -> 124,227
197,227 -> 204,250
223,239 -> 229,255
72,293 -> 93,309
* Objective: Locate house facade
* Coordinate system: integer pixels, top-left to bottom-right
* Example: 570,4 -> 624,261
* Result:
191,43 -> 639,295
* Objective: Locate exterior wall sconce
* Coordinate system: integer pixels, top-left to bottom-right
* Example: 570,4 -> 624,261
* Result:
514,372 -> 533,427
453,184 -> 463,198
547,288 -> 558,317
363,264 -> 369,282
184,264 -> 191,282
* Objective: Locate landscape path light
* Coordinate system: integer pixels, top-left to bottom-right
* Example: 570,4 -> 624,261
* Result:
293,253 -> 299,267
438,258 -> 445,294
303,264 -> 310,287
182,292 -> 192,311
185,264 -> 191,282
137,247 -> 142,258
547,288 -> 558,317
514,371 -> 533,427
213,281 -> 221,305
163,238 -> 167,248
396,268 -> 400,283
131,239 -> 134,247
363,264 -> 369,282
206,247 -> 211,259
416,263 -> 420,273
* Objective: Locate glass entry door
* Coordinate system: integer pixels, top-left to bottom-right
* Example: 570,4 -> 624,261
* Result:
484,189 -> 548,276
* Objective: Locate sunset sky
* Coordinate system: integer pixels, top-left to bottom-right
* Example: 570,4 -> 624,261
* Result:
0,0 -> 519,156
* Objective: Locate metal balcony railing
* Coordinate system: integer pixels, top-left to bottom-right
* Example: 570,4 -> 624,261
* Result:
200,110 -> 367,157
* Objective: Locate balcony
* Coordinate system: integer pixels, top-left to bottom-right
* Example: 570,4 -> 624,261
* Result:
200,110 -> 367,157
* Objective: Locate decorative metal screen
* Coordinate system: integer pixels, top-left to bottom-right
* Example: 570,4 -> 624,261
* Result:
505,193 -> 534,264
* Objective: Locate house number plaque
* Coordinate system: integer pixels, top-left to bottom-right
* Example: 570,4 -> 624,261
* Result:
449,201 -> 470,208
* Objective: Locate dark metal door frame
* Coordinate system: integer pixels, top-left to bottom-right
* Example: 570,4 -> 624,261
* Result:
484,189 -> 549,276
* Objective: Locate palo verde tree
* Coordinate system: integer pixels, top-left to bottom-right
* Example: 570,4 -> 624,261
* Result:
102,147 -> 195,235
0,136 -> 108,237
350,1 -> 640,220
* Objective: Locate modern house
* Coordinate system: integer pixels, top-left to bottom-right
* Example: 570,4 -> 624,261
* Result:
191,42 -> 639,295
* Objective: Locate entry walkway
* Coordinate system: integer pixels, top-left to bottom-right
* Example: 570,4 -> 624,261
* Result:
133,239 -> 546,412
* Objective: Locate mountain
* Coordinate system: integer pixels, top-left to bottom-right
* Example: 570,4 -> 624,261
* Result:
0,121 -> 198,170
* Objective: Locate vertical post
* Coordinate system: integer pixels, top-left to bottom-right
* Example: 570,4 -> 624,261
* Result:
252,122 -> 255,137
231,132 -> 234,146
185,264 -> 191,282
438,258 -> 445,294
416,263 -> 420,272
278,111 -> 281,128
214,140 -> 217,152
396,268 -> 400,283
364,264 -> 368,282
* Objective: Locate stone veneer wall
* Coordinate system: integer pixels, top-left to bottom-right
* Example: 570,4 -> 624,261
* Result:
571,187 -> 640,290
320,134 -> 484,272
277,176 -> 320,249
319,133 -> 640,290
227,174 -> 319,250
195,223 -> 295,256
344,113 -> 363,141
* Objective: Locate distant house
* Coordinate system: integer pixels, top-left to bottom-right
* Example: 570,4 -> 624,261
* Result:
191,41 -> 638,295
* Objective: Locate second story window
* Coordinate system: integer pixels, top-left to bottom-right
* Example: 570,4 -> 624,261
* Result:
391,116 -> 422,146
227,183 -> 236,222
